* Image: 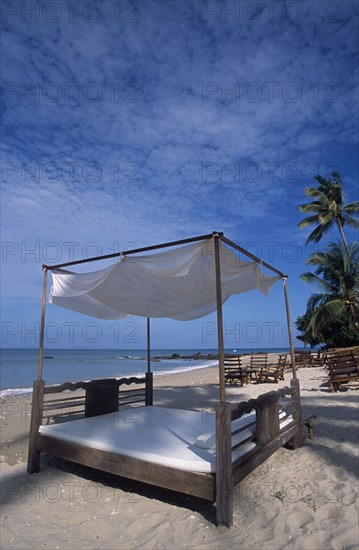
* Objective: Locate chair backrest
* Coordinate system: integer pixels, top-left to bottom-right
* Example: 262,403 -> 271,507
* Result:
249,353 -> 268,369
224,354 -> 242,370
276,354 -> 287,373
294,350 -> 311,367
327,350 -> 358,371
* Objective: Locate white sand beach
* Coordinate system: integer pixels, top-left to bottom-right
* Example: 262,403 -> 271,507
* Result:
1,359 -> 358,549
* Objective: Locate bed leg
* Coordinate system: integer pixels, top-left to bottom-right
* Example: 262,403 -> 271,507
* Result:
27,448 -> 41,474
145,372 -> 153,406
27,380 -> 45,473
216,403 -> 233,527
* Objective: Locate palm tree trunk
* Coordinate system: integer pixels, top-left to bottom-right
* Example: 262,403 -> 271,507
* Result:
348,303 -> 359,335
336,218 -> 351,257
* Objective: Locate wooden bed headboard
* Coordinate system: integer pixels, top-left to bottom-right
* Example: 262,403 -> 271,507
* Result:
28,372 -> 153,472
42,372 -> 153,421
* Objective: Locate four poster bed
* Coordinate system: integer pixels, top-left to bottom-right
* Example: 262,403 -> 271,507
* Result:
28,232 -> 302,527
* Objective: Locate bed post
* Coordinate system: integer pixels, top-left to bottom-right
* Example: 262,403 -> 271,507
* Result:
255,393 -> 280,446
216,402 -> 232,526
290,378 -> 302,448
214,234 -> 225,403
214,233 -> 233,527
283,277 -> 296,380
38,267 -> 48,380
283,278 -> 302,447
27,379 -> 45,473
145,372 -> 153,406
146,317 -> 153,405
28,267 -> 48,473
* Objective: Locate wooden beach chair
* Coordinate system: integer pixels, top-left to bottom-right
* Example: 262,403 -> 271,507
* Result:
249,353 -> 268,380
257,354 -> 287,383
224,355 -> 249,386
309,350 -> 325,368
294,350 -> 312,368
326,350 -> 359,392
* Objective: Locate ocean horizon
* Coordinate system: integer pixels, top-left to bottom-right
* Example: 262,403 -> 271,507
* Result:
0,347 -> 300,396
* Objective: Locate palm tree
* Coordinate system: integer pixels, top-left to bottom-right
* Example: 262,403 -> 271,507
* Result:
300,242 -> 359,337
298,172 -> 359,256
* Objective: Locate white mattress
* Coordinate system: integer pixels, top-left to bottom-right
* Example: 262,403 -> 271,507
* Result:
39,406 -> 257,473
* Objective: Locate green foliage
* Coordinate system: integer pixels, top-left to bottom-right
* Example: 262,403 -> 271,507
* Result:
296,308 -> 359,348
299,242 -> 359,338
295,310 -> 321,347
297,172 -> 359,347
298,172 -> 359,251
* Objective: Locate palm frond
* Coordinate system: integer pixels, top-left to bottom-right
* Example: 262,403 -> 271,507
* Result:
342,201 -> 359,213
319,211 -> 336,225
298,202 -> 333,216
307,300 -> 346,338
298,215 -> 320,229
307,293 -> 334,310
302,188 -> 331,202
300,272 -> 337,293
342,215 -> 359,230
305,252 -> 327,266
314,175 -> 331,187
306,222 -> 333,244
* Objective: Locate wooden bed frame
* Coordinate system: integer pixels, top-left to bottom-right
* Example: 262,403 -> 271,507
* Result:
28,373 -> 302,527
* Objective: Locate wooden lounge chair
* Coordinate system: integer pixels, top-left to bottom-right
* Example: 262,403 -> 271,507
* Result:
257,354 -> 287,383
294,350 -> 312,368
249,353 -> 268,380
224,355 -> 249,386
309,351 -> 325,368
327,350 -> 359,392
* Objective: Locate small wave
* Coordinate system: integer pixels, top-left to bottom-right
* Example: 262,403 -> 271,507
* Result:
153,361 -> 218,377
1,387 -> 33,398
0,362 -> 218,397
116,355 -> 142,360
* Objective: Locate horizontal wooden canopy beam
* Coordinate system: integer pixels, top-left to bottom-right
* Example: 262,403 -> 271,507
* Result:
42,231 -> 286,277
43,232 -> 220,271
220,235 -> 286,278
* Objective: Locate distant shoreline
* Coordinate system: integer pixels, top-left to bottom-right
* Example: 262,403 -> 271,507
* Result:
1,348 -> 319,396
1,346 -> 300,357
0,361 -> 220,398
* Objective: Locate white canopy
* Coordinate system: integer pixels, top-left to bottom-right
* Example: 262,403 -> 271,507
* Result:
50,238 -> 281,320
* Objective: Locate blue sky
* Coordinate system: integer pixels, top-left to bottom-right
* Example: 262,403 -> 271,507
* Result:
1,0 -> 358,350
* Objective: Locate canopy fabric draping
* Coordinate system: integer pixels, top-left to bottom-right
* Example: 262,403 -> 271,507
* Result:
50,238 -> 281,320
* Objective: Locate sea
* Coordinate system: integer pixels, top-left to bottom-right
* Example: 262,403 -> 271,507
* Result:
0,347 -> 293,397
